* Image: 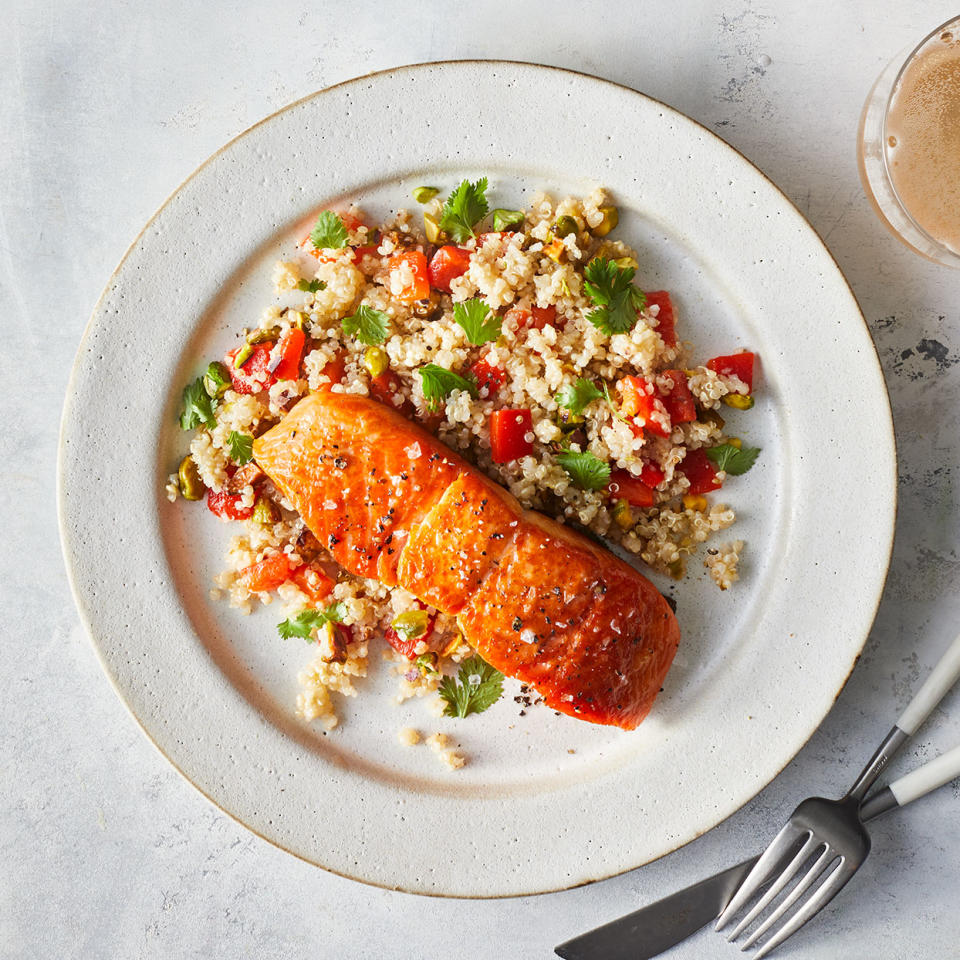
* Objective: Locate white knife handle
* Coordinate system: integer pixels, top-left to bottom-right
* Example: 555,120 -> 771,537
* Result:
896,632 -> 960,736
889,743 -> 960,807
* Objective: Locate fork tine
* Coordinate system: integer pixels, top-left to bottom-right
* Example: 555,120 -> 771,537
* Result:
741,846 -> 836,950
715,823 -> 808,930
727,835 -> 822,941
751,858 -> 855,959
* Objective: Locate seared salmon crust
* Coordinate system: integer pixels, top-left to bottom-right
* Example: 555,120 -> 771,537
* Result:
254,392 -> 680,729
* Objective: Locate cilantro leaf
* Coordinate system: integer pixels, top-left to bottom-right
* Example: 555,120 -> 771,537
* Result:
705,443 -> 761,476
417,363 -> 478,409
277,602 -> 348,641
556,450 -> 611,490
440,178 -> 489,242
491,208 -> 524,231
310,211 -> 349,250
453,298 -> 501,345
179,377 -> 217,430
297,278 -> 326,293
342,304 -> 391,345
583,257 -> 647,337
226,430 -> 253,465
555,378 -> 603,415
438,655 -> 504,718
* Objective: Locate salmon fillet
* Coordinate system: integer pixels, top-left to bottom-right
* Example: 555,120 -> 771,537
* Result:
253,391 -> 680,730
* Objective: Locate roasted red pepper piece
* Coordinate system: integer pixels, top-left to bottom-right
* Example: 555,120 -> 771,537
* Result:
225,343 -> 276,395
659,369 -> 697,423
681,448 -> 723,494
427,245 -> 472,292
470,357 -> 505,396
273,328 -> 306,381
490,408 -> 533,462
645,290 -> 676,347
207,488 -> 255,521
236,554 -> 294,592
608,470 -> 656,508
707,352 -> 755,392
389,250 -> 430,303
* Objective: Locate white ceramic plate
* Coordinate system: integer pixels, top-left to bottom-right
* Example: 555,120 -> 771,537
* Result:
59,61 -> 896,897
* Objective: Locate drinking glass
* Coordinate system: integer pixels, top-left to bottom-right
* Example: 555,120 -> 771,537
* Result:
858,15 -> 960,267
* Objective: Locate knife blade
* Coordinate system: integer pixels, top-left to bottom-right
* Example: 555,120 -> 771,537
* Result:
554,855 -> 758,960
554,787 -> 902,960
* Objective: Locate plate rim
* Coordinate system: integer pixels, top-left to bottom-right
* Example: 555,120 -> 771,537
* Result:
58,58 -> 898,898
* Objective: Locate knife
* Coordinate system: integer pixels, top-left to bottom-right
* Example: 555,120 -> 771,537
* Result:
554,765 -> 955,960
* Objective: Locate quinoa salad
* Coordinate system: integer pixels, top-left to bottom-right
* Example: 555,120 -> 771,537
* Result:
169,178 -> 760,765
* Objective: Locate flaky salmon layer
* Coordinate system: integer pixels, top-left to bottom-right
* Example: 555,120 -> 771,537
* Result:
253,392 -> 680,729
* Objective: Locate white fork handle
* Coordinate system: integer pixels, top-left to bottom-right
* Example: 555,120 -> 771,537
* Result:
896,632 -> 960,736
889,743 -> 960,807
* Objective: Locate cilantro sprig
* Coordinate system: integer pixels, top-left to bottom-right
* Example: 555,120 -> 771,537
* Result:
226,431 -> 253,465
418,363 -> 478,409
556,450 -> 611,491
438,655 -> 504,718
440,178 -> 489,243
705,443 -> 761,475
342,304 -> 391,345
310,211 -> 349,250
179,377 -> 217,430
583,257 -> 647,337
453,298 -> 501,345
555,378 -> 603,416
297,278 -> 326,294
277,602 -> 348,641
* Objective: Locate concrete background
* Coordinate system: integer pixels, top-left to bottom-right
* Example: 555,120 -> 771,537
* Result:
3,1 -> 959,957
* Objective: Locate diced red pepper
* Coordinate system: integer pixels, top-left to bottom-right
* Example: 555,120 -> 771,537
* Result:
505,304 -> 561,332
707,352 -> 755,392
659,369 -> 697,423
681,448 -> 723,495
225,343 -> 276,395
315,352 -> 346,393
338,211 -> 365,232
388,250 -> 430,303
427,245 -> 472,292
470,357 -> 505,396
291,563 -> 335,605
640,462 -> 666,488
490,408 -> 533,463
504,306 -> 532,330
529,304 -> 558,330
645,291 -> 676,347
206,488 -> 255,521
273,328 -> 306,381
607,470 -> 656,508
369,369 -> 414,416
236,554 -> 294,593
617,375 -> 671,438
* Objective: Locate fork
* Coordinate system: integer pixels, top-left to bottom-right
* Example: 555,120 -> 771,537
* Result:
715,630 -> 960,958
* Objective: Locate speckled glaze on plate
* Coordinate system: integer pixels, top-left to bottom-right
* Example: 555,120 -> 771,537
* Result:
58,61 -> 896,897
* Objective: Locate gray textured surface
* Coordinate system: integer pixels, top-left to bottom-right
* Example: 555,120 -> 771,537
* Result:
3,1 -> 959,957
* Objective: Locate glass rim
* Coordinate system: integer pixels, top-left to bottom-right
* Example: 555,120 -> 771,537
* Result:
880,14 -> 960,260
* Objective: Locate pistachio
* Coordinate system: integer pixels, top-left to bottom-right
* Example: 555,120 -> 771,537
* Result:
178,455 -> 206,501
363,346 -> 389,378
252,495 -> 280,525
611,498 -> 634,530
412,186 -> 440,204
592,205 -> 619,237
722,394 -> 755,410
